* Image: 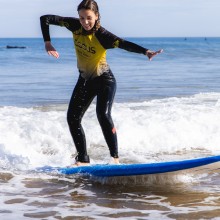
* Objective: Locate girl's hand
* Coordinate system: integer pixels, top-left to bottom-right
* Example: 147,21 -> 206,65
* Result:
45,41 -> 59,58
146,49 -> 163,61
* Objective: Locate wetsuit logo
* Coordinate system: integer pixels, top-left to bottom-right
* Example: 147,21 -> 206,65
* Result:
74,39 -> 96,54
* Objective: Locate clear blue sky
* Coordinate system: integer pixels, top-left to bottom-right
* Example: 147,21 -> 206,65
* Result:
1,0 -> 219,38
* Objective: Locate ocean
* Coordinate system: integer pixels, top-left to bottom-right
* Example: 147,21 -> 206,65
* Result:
0,37 -> 220,219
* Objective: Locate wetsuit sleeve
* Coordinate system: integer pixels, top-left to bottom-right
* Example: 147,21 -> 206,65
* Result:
40,15 -> 80,41
96,27 -> 148,55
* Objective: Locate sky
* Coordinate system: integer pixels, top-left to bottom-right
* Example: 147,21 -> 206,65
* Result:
0,0 -> 220,38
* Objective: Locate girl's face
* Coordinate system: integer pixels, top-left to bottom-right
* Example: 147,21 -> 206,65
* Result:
78,9 -> 98,31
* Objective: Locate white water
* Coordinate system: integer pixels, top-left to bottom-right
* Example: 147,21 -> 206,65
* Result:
1,92 -> 220,172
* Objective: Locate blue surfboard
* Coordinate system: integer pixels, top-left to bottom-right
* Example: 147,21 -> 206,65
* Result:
37,155 -> 220,177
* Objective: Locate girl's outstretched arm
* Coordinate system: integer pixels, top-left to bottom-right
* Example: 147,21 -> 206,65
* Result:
96,27 -> 163,61
40,15 -> 79,59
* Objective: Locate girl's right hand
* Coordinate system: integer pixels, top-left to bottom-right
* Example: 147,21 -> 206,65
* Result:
45,41 -> 59,58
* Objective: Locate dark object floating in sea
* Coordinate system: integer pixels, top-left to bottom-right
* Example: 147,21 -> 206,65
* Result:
6,45 -> 26,49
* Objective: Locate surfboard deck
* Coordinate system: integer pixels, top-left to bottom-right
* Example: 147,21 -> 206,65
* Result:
36,155 -> 220,177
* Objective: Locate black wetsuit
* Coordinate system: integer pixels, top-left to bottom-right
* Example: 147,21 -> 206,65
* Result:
40,15 -> 148,162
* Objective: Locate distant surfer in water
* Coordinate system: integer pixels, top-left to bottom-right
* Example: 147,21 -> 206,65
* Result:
40,0 -> 163,166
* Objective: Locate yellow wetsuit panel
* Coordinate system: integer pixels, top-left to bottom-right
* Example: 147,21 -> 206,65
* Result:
73,31 -> 109,79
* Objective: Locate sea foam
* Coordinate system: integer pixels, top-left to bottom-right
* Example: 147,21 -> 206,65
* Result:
1,93 -> 220,170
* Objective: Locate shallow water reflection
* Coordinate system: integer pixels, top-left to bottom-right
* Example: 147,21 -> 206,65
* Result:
1,170 -> 220,219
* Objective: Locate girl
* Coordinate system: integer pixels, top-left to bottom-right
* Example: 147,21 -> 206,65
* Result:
40,0 -> 162,166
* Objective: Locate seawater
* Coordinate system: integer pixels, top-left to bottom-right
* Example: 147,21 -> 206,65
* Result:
0,37 -> 220,219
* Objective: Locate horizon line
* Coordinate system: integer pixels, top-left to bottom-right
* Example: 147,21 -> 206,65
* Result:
0,36 -> 219,39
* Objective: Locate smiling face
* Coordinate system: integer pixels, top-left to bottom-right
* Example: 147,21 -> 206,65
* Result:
78,9 -> 98,31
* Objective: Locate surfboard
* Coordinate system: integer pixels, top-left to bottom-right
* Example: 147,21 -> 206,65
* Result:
37,155 -> 220,177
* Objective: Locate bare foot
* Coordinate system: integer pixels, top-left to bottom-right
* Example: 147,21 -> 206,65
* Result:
110,157 -> 120,164
68,162 -> 90,168
75,162 -> 90,167
114,158 -> 120,164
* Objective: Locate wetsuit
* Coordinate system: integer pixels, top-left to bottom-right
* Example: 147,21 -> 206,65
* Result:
40,15 -> 148,162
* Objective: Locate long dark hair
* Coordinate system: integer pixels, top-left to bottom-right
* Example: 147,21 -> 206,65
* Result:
77,0 -> 101,32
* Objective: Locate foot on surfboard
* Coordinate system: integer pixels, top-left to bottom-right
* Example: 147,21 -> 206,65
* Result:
68,157 -> 120,167
109,157 -> 120,165
68,162 -> 90,167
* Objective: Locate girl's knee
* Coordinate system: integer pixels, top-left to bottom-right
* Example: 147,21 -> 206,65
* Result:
97,110 -> 109,123
67,112 -> 79,127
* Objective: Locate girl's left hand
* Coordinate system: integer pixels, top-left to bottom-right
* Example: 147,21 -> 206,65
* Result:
146,49 -> 163,61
